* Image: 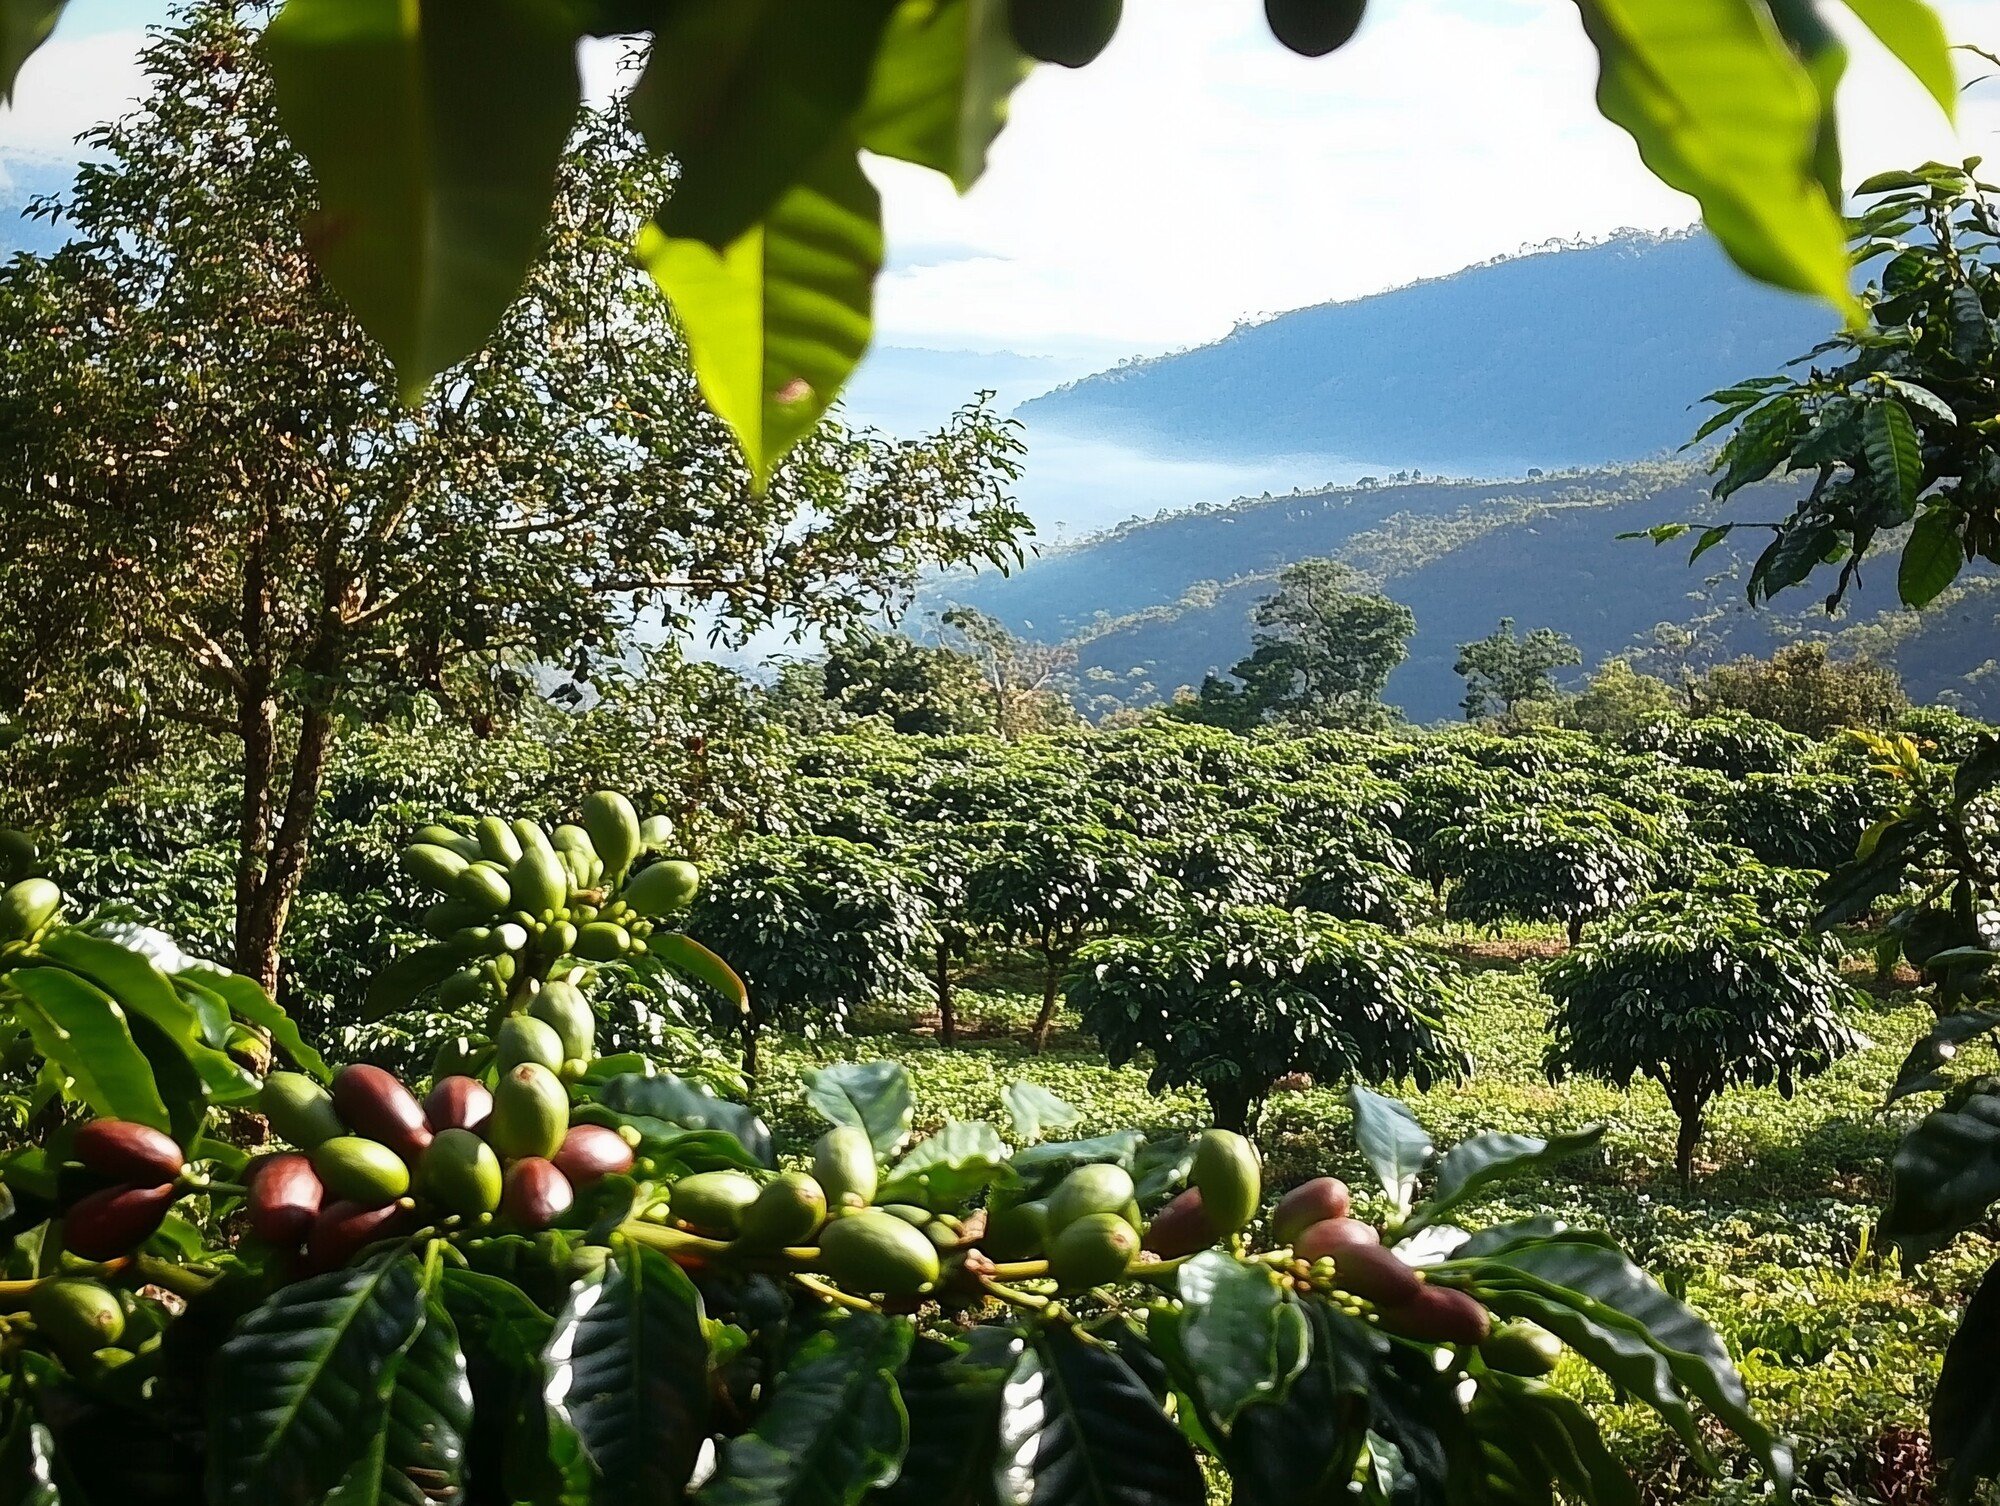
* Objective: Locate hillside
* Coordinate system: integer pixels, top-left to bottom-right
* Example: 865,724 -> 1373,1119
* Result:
1018,231 -> 1836,473
930,463 -> 2000,723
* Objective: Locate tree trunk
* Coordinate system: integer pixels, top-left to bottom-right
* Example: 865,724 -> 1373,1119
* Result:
1673,1108 -> 1703,1188
740,1017 -> 761,1083
1031,960 -> 1060,1054
1665,1073 -> 1709,1187
935,940 -> 957,1048
1566,915 -> 1584,947
233,698 -> 338,997
1205,1080 -> 1258,1135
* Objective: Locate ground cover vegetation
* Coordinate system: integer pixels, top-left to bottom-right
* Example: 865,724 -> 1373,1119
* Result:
3,668 -> 1995,1503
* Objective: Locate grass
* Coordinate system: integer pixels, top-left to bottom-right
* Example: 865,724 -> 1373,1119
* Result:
744,926 -> 1988,1506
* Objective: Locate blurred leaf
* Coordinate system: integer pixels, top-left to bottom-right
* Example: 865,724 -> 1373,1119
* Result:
639,135 -> 882,489
1934,1256 -> 2000,1502
859,0 -> 1031,190
0,0 -> 64,104
264,0 -> 581,398
878,1120 -> 1009,1208
1576,0 -> 1859,317
630,0 -> 900,247
1002,1082 -> 1081,1145
1882,1090 -> 2000,1259
1345,1085 -> 1434,1216
648,933 -> 751,1017
1842,0 -> 1956,118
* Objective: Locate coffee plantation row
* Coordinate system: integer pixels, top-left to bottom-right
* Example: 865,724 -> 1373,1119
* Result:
7,705 -> 2000,1504
0,792 -> 1794,1506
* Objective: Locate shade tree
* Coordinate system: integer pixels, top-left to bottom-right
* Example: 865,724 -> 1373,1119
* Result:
0,10 -> 1028,995
1454,620 -> 1583,721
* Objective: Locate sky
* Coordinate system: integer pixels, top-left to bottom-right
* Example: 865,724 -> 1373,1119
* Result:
12,0 -> 2000,363
10,0 -> 2000,532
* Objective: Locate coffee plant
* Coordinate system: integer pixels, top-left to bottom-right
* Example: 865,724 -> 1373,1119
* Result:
1069,905 -> 1470,1133
1544,893 -> 1864,1184
1429,807 -> 1656,944
0,789 -> 1810,1506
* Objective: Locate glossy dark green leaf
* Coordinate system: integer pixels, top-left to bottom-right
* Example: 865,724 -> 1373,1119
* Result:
1574,0 -> 1858,317
1164,1253 -> 1307,1429
993,1324 -> 1205,1506
1468,1373 -> 1639,1506
877,1327 -> 1020,1506
1408,1125 -> 1606,1233
6,966 -> 170,1130
804,1060 -> 915,1156
1221,1303 -> 1381,1506
1900,509 -> 1964,606
1933,1256 -> 2000,1502
593,1072 -> 774,1167
697,1312 -> 913,1506
264,0 -> 581,397
439,1268 -> 589,1504
628,0 -> 901,247
1459,1239 -> 1791,1497
878,1119 -> 1010,1208
38,932 -> 257,1106
639,135 -> 883,489
207,1255 -> 428,1506
1882,1090 -> 2000,1259
1866,397 -> 1923,507
1345,1086 -> 1434,1216
543,1245 -> 710,1505
184,965 -> 329,1080
374,1296 -> 472,1506
858,0 -> 1031,190
0,0 -> 63,103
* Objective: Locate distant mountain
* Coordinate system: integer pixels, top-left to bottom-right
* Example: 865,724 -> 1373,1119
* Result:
931,463 -> 2000,724
1018,231 -> 1838,475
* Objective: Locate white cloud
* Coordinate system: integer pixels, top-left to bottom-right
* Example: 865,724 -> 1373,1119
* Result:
0,27 -> 146,168
872,0 -> 2000,355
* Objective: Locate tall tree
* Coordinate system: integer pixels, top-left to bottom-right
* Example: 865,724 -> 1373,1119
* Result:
0,3 -> 1029,994
1453,619 -> 1581,720
1184,560 -> 1414,729
937,606 -> 1077,741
